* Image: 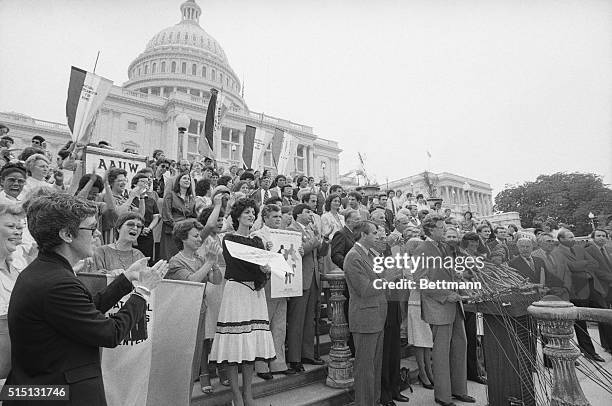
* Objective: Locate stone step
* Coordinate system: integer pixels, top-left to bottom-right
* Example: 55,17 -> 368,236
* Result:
191,360 -> 328,406
254,382 -> 353,406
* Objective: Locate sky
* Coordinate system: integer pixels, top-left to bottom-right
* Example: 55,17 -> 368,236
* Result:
1,0 -> 611,196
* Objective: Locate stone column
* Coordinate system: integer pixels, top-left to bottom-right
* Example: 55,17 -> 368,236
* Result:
528,298 -> 590,406
321,272 -> 354,389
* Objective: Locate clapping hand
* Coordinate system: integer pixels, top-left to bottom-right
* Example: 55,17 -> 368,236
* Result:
124,257 -> 150,282
136,260 -> 169,291
265,241 -> 274,251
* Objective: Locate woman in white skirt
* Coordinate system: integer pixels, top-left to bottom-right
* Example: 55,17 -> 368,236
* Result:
209,198 -> 275,406
406,272 -> 435,389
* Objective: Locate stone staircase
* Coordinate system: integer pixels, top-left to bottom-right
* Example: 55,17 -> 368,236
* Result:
190,295 -> 417,406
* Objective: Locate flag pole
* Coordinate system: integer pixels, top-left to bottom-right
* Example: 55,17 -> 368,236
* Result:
93,51 -> 101,74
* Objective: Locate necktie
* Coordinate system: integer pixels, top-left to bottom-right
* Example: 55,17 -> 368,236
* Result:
546,252 -> 556,268
391,200 -> 395,213
601,247 -> 612,269
264,189 -> 270,202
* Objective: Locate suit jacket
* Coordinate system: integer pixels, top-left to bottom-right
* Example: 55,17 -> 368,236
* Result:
584,244 -> 612,297
486,239 -> 510,261
343,243 -> 387,333
509,255 -> 569,300
552,244 -> 605,301
331,226 -> 356,269
250,188 -> 278,206
6,252 -> 145,406
413,239 -> 463,325
316,190 -> 327,215
289,221 -> 320,290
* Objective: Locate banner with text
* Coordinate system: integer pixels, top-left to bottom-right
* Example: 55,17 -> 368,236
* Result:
83,146 -> 147,186
250,127 -> 273,172
268,229 -> 303,298
276,132 -> 295,175
76,274 -> 205,406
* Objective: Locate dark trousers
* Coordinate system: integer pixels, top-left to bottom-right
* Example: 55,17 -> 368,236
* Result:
381,301 -> 401,403
464,312 -> 480,380
571,288 -> 611,355
343,287 -> 355,356
137,235 -> 155,266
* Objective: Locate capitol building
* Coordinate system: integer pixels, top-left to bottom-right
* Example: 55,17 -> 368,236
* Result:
0,0 -> 341,183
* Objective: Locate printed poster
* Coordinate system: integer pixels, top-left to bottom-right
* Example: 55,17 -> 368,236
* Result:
269,229 -> 303,298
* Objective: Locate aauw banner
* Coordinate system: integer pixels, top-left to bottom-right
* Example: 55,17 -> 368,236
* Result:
77,274 -> 206,406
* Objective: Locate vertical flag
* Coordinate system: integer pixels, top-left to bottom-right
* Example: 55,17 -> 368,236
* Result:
200,88 -> 218,157
65,66 -> 113,144
251,127 -> 272,171
243,125 -> 256,169
276,133 -> 295,175
271,128 -> 284,167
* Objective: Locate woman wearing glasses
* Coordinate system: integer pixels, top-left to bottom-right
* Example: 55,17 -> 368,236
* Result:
91,213 -> 146,274
0,163 -> 27,204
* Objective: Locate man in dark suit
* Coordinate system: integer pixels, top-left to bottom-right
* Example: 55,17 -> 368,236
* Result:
287,204 -> 323,372
375,194 -> 395,232
344,220 -> 401,406
413,214 -> 474,406
250,175 -> 278,206
510,237 -> 569,296
331,209 -> 359,356
316,179 -> 329,216
6,192 -> 167,406
486,226 -> 511,262
553,229 -> 607,362
584,228 -> 612,352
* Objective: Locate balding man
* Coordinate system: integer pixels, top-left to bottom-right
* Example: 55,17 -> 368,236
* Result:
370,209 -> 390,235
552,229 -> 606,362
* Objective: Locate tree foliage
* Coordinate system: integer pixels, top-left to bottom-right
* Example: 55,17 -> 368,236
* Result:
495,172 -> 612,236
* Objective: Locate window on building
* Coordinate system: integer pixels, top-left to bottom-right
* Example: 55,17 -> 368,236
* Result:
220,127 -> 241,161
151,87 -> 160,96
192,64 -> 197,75
127,121 -> 137,131
169,32 -> 173,41
171,61 -> 176,73
219,73 -> 223,83
295,145 -> 305,173
211,69 -> 216,81
184,33 -> 188,41
192,34 -> 196,42
188,119 -> 199,134
181,62 -> 187,74
188,135 -> 198,153
138,67 -> 141,76
161,61 -> 166,73
202,66 -> 206,78
226,78 -> 229,87
144,65 -> 148,74
161,33 -> 165,42
152,63 -> 156,73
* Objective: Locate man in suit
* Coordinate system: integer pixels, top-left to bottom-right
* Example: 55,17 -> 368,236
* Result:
486,226 -> 511,262
552,229 -> 607,362
287,204 -> 323,372
375,193 -> 395,233
584,228 -> 612,353
331,209 -> 359,356
509,238 -> 568,299
6,192 -> 167,406
280,184 -> 296,207
344,220 -> 401,406
343,191 -> 370,221
316,179 -> 329,216
301,192 -> 322,237
250,175 -> 278,206
413,214 -> 474,406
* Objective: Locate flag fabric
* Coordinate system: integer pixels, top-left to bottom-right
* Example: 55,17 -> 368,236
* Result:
243,125 -> 256,168
277,133 -> 295,175
200,88 -> 218,157
271,128 -> 284,166
75,274 -> 206,406
65,66 -> 112,144
250,127 -> 272,171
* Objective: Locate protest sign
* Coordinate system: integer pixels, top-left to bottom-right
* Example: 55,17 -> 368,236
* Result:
77,274 -> 205,406
83,146 -> 147,185
268,229 -> 303,298
224,239 -> 292,279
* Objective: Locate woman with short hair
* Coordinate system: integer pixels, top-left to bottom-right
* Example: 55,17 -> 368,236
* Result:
21,154 -> 64,199
91,212 -> 146,274
0,163 -> 27,204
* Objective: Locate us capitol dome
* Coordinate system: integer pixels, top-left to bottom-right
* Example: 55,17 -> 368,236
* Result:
123,0 -> 246,112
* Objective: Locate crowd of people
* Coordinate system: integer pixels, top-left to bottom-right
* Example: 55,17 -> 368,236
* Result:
0,128 -> 611,406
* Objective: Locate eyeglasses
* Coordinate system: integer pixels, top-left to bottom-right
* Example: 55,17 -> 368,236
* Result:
4,177 -> 26,185
124,222 -> 144,230
79,224 -> 99,235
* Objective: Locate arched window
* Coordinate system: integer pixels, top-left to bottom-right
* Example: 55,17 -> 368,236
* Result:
226,78 -> 229,87
138,67 -> 141,76
169,32 -> 173,41
192,64 -> 197,75
181,62 -> 187,74
176,32 -> 180,42
184,33 -> 188,41
161,61 -> 166,73
219,73 -> 223,83
171,61 -> 176,73
161,33 -> 165,42
211,69 -> 216,81
202,66 -> 207,78
144,65 -> 148,74
192,34 -> 196,42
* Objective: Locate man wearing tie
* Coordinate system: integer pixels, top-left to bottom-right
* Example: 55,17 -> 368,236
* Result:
413,214 -> 474,406
584,228 -> 612,353
316,179 -> 329,216
509,238 -> 567,297
250,175 -> 278,206
344,220 -> 401,406
552,229 -> 607,362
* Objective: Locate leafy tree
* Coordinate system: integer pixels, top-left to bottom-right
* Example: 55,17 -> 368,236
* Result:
495,172 -> 612,236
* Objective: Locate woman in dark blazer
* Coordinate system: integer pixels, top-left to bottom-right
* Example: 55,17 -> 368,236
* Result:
160,172 -> 196,260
